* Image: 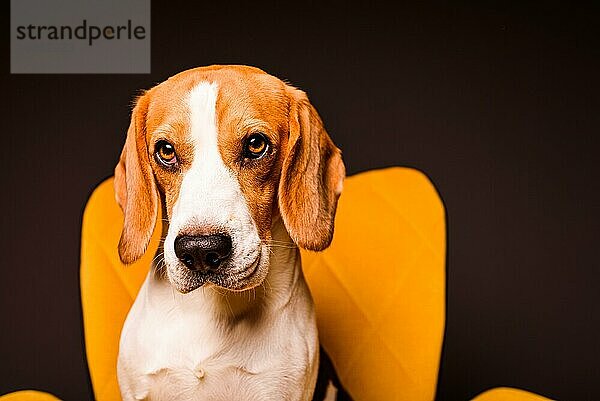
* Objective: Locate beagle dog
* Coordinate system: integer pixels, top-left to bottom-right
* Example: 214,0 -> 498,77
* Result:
115,65 -> 345,401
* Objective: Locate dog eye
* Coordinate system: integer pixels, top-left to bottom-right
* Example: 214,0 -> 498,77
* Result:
244,133 -> 269,160
155,140 -> 178,167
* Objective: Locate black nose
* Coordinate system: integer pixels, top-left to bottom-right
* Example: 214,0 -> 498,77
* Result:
174,234 -> 232,272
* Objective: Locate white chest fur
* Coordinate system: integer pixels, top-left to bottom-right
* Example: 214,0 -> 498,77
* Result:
117,251 -> 318,401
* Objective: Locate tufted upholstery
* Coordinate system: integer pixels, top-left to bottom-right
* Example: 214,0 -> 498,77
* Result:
80,167 -> 445,400
301,168 -> 446,400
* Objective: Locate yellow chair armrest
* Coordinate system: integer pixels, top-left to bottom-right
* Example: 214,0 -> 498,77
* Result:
0,391 -> 61,401
472,387 -> 555,401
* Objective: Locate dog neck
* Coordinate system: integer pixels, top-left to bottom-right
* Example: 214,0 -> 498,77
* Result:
149,216 -> 305,320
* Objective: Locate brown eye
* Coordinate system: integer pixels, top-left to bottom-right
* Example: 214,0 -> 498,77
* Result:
244,133 -> 269,159
155,140 -> 177,167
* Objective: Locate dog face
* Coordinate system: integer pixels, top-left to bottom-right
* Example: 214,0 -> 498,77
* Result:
114,65 -> 345,293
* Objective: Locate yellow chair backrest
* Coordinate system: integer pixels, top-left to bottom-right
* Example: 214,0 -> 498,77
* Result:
80,167 -> 446,401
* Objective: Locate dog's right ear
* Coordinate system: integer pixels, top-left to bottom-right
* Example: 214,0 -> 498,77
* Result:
114,93 -> 159,264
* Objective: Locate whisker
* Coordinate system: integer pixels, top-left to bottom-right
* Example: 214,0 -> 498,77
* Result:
264,277 -> 273,296
151,251 -> 165,266
262,239 -> 297,248
216,289 -> 234,319
157,259 -> 167,278
266,244 -> 298,249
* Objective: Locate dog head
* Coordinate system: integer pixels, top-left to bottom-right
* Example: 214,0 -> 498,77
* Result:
114,65 -> 345,293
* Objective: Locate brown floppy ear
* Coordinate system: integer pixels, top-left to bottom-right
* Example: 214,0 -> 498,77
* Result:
278,86 -> 346,251
114,93 -> 159,264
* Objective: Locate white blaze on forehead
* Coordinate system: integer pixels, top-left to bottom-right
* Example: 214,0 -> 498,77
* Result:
189,82 -> 220,163
174,81 -> 237,225
164,81 -> 261,277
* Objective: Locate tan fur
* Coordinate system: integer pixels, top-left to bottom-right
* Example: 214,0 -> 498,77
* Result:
278,86 -> 345,251
114,94 -> 159,264
115,65 -> 345,262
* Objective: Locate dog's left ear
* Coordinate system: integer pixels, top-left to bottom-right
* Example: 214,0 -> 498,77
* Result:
278,86 -> 346,251
114,93 -> 159,264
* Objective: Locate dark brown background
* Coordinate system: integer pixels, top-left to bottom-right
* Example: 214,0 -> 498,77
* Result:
1,2 -> 598,400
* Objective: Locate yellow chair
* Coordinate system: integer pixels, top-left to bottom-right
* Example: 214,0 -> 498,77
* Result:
0,167 -> 553,401
0,392 -> 60,401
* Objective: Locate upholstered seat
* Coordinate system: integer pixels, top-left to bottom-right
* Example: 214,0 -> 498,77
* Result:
81,166 -> 448,400
78,167 -> 551,401
0,167 -> 551,401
